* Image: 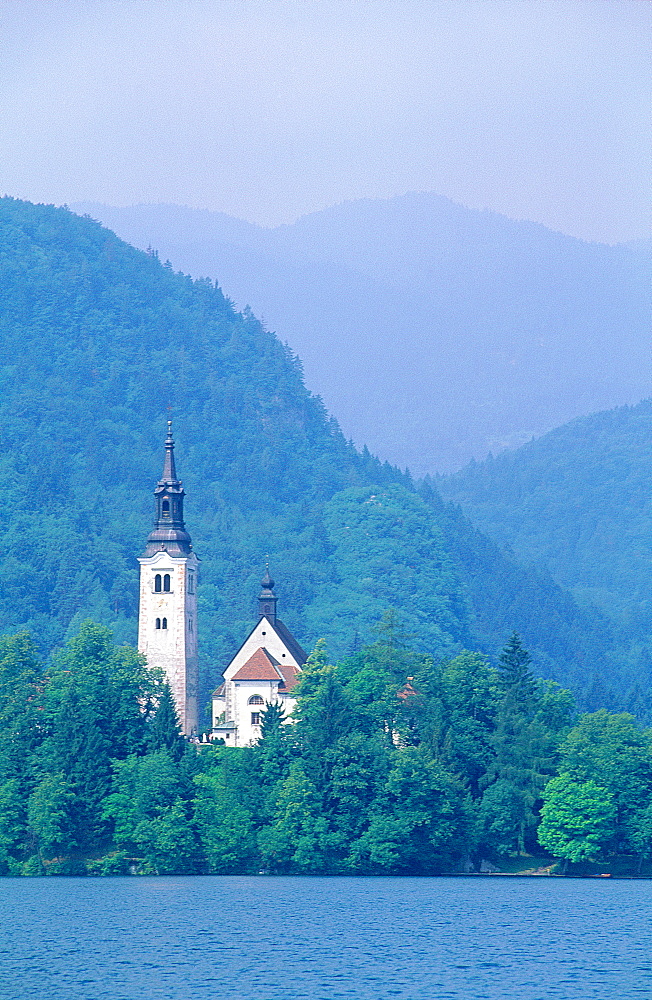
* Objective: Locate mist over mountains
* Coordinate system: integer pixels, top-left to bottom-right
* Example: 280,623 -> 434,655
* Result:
72,194 -> 651,475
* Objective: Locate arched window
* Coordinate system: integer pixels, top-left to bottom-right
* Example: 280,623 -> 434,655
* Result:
162,618 -> 168,630
163,574 -> 171,592
248,695 -> 264,706
155,618 -> 161,630
162,499 -> 170,516
154,574 -> 162,593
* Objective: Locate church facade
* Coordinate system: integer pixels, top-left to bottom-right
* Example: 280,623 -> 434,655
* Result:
138,423 -> 199,736
211,571 -> 308,746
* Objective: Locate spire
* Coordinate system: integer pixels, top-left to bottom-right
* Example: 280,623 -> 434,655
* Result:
142,422 -> 193,557
161,419 -> 178,483
258,562 -> 278,623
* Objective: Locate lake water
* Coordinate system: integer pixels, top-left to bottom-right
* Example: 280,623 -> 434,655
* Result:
0,876 -> 650,1000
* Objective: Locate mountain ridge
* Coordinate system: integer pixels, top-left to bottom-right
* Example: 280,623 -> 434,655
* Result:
72,194 -> 651,476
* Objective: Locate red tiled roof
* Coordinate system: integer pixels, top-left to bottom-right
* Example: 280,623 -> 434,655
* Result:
277,662 -> 300,693
231,647 -> 284,682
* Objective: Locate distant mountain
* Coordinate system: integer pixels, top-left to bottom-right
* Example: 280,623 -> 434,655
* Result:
0,196 -> 633,713
438,400 -> 652,674
72,195 -> 651,475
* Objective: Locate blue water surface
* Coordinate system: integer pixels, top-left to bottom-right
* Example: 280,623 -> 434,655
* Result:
0,875 -> 650,1000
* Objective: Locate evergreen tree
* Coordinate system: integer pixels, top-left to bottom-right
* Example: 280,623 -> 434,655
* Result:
498,632 -> 537,713
148,682 -> 184,758
259,700 -> 286,740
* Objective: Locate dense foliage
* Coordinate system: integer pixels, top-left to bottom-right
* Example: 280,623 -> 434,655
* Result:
439,401 -> 652,713
0,196 -> 633,716
3,623 -> 651,877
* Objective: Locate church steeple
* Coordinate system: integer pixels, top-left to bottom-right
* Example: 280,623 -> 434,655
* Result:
138,420 -> 199,736
161,419 -> 178,481
258,566 -> 278,624
143,421 -> 193,557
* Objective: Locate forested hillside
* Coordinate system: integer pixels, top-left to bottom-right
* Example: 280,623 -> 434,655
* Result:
71,196 -> 651,474
439,401 -> 652,706
0,197 -> 634,716
439,401 -> 652,616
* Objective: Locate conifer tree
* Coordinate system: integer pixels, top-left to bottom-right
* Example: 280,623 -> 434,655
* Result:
260,700 -> 286,740
148,682 -> 184,758
498,632 -> 537,713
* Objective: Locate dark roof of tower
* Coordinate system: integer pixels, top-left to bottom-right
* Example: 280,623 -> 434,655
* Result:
160,419 -> 178,483
142,421 -> 193,558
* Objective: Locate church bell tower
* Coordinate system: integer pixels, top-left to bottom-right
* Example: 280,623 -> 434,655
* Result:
138,422 -> 199,735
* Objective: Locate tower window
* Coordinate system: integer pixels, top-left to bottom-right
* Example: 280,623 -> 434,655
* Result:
188,618 -> 193,633
155,618 -> 161,630
188,573 -> 195,594
163,574 -> 171,592
162,618 -> 168,630
154,574 -> 162,593
251,712 -> 261,726
162,500 -> 170,516
248,695 -> 264,705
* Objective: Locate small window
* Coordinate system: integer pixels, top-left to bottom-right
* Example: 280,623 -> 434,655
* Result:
154,574 -> 162,593
163,574 -> 171,592
162,499 -> 170,516
162,617 -> 168,630
155,618 -> 161,630
251,712 -> 261,726
188,618 -> 193,633
248,695 -> 264,706
188,573 -> 195,594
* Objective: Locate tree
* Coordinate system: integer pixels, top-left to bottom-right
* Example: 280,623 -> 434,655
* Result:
147,682 -> 184,757
558,710 -> 652,853
259,700 -> 287,740
34,622 -> 162,852
27,772 -> 76,867
348,748 -> 469,874
258,761 -> 339,873
498,632 -> 537,714
103,749 -> 202,874
294,641 -> 350,750
195,748 -> 260,873
538,773 -> 616,866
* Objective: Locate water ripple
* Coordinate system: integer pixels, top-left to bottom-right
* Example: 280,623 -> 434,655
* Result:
0,876 -> 651,999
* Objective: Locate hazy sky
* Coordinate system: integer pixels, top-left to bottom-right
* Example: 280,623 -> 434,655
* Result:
0,0 -> 649,242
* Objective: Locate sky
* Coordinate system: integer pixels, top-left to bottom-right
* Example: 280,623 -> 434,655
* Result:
0,0 -> 649,243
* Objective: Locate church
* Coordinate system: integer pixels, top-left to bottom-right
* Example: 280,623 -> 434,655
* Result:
210,570 -> 307,746
137,424 -> 307,741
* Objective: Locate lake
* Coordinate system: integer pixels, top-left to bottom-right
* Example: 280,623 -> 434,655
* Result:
0,876 -> 650,999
